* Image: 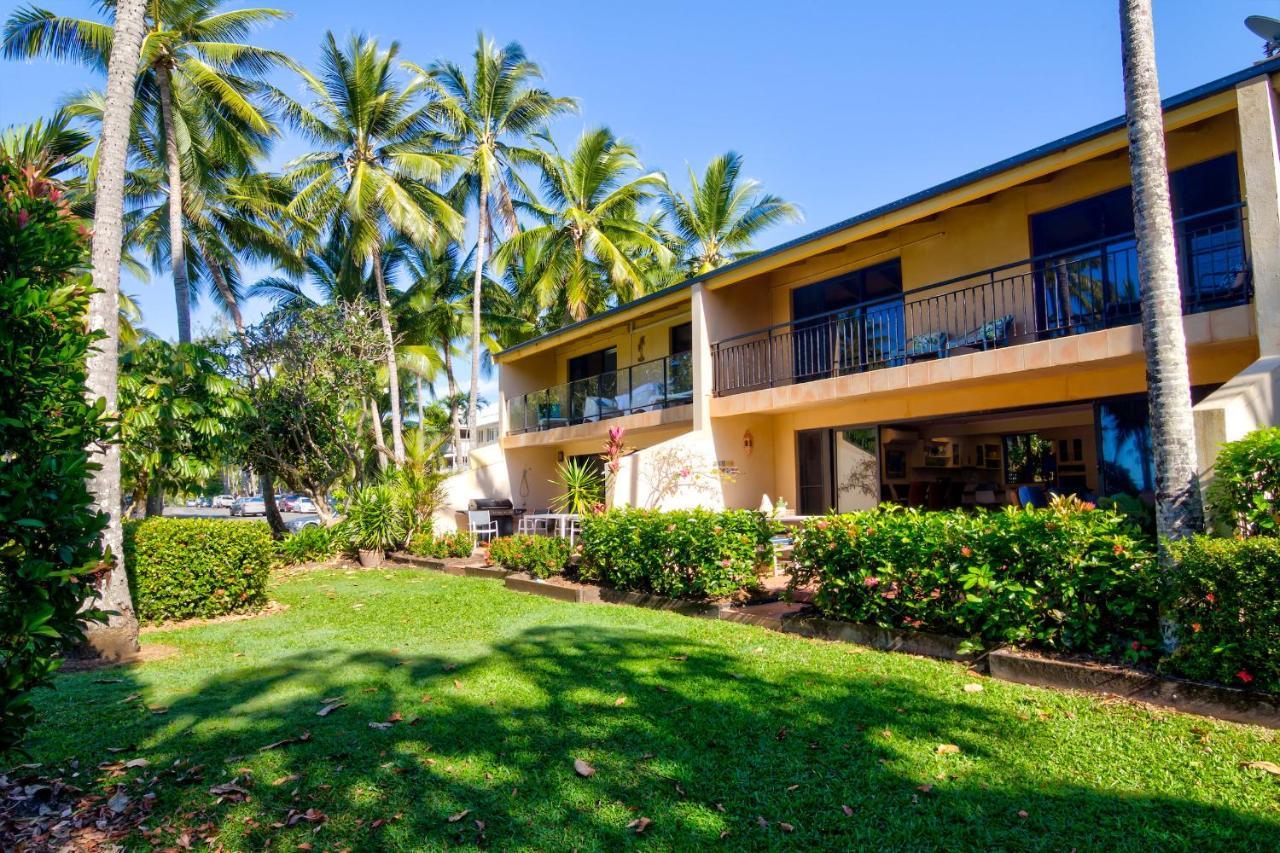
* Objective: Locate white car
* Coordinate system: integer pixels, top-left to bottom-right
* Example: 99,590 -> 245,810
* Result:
293,496 -> 318,514
231,495 -> 266,517
213,494 -> 234,508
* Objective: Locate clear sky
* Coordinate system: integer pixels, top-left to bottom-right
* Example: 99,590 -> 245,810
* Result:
1,0 -> 1276,403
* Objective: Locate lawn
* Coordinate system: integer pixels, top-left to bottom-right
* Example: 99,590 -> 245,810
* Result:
23,565 -> 1280,850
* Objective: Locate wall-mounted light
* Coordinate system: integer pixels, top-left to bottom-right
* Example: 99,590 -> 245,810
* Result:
556,451 -> 564,462
743,430 -> 754,455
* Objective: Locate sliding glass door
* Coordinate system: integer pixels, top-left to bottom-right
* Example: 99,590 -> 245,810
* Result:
797,427 -> 880,515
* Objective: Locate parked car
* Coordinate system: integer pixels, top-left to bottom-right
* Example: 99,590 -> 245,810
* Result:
231,495 -> 266,517
213,494 -> 234,508
276,494 -> 297,512
286,516 -> 321,532
293,496 -> 318,514
185,497 -> 201,507
198,495 -> 213,508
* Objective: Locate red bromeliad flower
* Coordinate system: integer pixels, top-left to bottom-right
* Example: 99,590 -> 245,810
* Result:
1205,592 -> 1216,604
1237,670 -> 1254,684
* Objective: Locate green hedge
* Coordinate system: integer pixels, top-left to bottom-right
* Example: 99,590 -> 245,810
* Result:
1164,536 -> 1280,693
791,502 -> 1159,658
125,518 -> 274,622
1207,427 -> 1280,537
277,524 -> 339,565
406,530 -> 473,559
579,508 -> 775,600
488,534 -> 573,579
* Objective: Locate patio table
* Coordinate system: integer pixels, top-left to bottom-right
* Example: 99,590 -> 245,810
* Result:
521,512 -> 581,544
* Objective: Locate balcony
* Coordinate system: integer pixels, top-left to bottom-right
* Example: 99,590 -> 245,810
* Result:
712,206 -> 1251,397
508,352 -> 693,435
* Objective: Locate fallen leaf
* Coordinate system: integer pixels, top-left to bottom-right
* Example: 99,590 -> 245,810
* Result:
614,696 -> 627,707
93,678 -> 123,684
443,663 -> 458,672
259,732 -> 311,751
107,790 -> 130,813
123,758 -> 149,769
475,819 -> 486,831
447,809 -> 470,823
369,722 -> 393,730
421,694 -> 433,703
387,711 -> 404,723
719,830 -> 731,839
786,784 -> 799,792
574,758 -> 596,777
453,679 -> 462,690
935,744 -> 961,755
627,816 -> 652,833
779,822 -> 794,832
316,701 -> 347,717
670,654 -> 688,661
841,804 -> 853,816
962,683 -> 984,693
1242,761 -> 1280,775
917,784 -> 934,794
756,816 -> 769,829
272,774 -> 301,786
1017,810 -> 1029,818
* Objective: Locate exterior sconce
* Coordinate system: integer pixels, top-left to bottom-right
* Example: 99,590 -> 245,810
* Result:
557,451 -> 565,462
743,430 -> 754,455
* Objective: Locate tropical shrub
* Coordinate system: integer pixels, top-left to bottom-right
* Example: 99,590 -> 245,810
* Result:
345,485 -> 406,552
277,524 -> 338,565
407,530 -> 474,559
791,501 -> 1159,658
550,458 -> 603,514
488,534 -> 572,579
1163,535 -> 1280,693
124,519 -> 273,622
579,508 -> 775,600
1207,427 -> 1280,537
0,154 -> 109,755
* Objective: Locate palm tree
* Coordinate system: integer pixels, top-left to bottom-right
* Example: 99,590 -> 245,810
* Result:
405,35 -> 576,442
278,32 -> 461,467
661,151 -> 801,275
1119,0 -> 1204,565
82,0 -> 148,659
4,0 -> 294,343
496,127 -> 670,324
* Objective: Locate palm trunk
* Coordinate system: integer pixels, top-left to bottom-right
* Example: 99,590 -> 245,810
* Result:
83,0 -> 147,660
468,182 -> 488,440
156,62 -> 192,344
369,397 -> 389,471
371,247 -> 405,465
415,375 -> 426,458
446,344 -> 463,471
1120,0 -> 1204,568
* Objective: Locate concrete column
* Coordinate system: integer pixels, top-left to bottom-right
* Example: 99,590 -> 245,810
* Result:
690,283 -> 714,432
1235,74 -> 1280,356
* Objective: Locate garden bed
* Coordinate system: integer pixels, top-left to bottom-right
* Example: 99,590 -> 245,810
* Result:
503,572 -> 600,603
988,648 -> 1280,729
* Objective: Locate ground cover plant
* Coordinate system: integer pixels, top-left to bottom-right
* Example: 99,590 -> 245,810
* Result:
8,567 -> 1280,850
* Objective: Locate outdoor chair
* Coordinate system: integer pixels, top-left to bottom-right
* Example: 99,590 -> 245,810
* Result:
466,510 -> 499,545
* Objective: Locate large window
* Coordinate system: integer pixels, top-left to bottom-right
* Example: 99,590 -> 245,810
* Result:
790,259 -> 904,379
1003,433 -> 1056,485
1096,398 -> 1154,498
567,347 -> 617,423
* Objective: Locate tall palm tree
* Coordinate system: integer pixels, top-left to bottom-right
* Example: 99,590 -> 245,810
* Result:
495,127 -> 670,324
278,32 -> 461,467
82,0 -> 148,659
4,0 -> 294,343
1119,0 -> 1204,566
405,35 -> 576,440
661,151 -> 801,275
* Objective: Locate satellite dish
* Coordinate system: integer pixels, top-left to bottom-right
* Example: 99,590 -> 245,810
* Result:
1245,15 -> 1280,57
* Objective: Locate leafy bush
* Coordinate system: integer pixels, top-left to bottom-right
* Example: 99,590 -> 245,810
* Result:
1207,427 -> 1280,537
406,530 -> 474,559
488,535 -> 572,579
579,509 -> 775,600
0,154 -> 110,756
124,519 -> 273,623
791,501 -> 1159,659
1164,536 -> 1280,693
277,525 -> 338,565
346,485 -> 406,552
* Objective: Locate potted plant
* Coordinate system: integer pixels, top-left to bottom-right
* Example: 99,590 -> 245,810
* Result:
347,485 -> 405,567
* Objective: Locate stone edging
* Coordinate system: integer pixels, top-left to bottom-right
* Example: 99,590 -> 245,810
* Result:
988,648 -> 1279,729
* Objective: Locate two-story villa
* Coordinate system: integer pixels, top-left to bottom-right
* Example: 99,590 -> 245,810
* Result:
439,58 -> 1280,525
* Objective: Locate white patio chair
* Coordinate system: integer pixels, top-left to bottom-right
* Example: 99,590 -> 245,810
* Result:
466,510 -> 498,546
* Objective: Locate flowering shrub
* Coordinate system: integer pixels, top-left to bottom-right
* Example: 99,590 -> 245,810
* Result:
488,535 -> 572,579
1207,427 -> 1280,537
579,508 -> 775,600
791,502 -> 1159,658
124,519 -> 273,623
407,530 -> 474,559
1163,536 -> 1280,693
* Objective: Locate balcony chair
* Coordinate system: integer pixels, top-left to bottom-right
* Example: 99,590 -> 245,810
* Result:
948,314 -> 1015,354
466,510 -> 499,546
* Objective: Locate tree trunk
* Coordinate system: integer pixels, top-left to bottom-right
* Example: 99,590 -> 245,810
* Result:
468,181 -> 488,441
415,375 -> 426,458
144,481 -> 165,517
446,344 -> 463,471
370,247 -> 405,465
83,0 -> 147,661
156,62 -> 192,344
261,473 -> 286,538
311,490 -> 337,526
369,397 -> 389,471
1120,0 -> 1204,568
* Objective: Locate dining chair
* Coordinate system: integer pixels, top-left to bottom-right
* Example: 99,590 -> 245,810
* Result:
466,510 -> 498,545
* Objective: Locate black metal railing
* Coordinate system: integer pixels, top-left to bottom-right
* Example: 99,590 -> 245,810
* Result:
713,205 -> 1251,396
508,351 -> 694,434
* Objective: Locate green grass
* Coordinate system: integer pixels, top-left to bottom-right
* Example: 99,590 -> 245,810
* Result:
25,566 -> 1280,850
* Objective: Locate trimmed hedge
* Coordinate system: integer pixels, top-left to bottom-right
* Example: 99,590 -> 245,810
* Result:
124,518 -> 273,622
406,530 -> 474,559
488,534 -> 572,579
1164,535 -> 1280,693
791,503 -> 1159,659
579,508 -> 775,600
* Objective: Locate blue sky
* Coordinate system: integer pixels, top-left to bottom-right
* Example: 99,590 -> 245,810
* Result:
1,0 -> 1276,402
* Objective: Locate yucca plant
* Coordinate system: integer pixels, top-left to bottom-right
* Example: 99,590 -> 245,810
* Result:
550,458 -> 603,515
346,484 -> 406,553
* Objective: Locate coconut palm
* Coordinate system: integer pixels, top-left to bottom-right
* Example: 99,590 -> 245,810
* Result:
661,151 -> 801,275
277,32 -> 461,467
1119,0 -> 1204,565
4,0 -> 294,343
404,34 -> 576,442
495,127 -> 670,324
81,0 -> 148,659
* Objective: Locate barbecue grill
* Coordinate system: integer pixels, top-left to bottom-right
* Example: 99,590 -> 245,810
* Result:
465,497 -> 523,536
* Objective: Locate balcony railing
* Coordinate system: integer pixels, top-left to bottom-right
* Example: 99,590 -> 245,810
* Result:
713,205 -> 1251,397
508,351 -> 694,434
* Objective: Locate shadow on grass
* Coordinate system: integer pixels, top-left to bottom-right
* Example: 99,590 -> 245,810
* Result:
29,623 -> 1280,850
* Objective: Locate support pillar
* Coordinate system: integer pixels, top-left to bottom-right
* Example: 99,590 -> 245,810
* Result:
1235,74 -> 1280,356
